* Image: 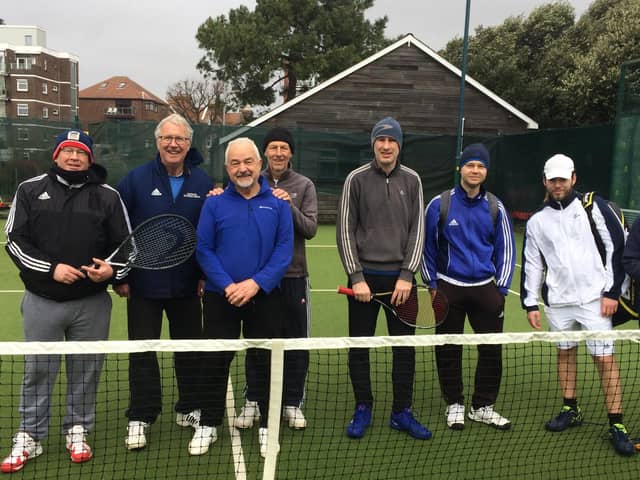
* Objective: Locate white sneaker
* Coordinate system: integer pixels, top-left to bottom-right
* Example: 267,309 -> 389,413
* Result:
283,406 -> 307,429
234,400 -> 260,429
188,426 -> 217,456
1,432 -> 43,473
125,421 -> 148,450
445,403 -> 465,430
65,425 -> 92,463
176,409 -> 201,428
468,405 -> 511,430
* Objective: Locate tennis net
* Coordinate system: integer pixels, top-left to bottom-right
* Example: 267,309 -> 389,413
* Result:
1,331 -> 640,479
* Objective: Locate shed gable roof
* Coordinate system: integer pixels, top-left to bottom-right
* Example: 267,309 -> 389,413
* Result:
247,33 -> 537,130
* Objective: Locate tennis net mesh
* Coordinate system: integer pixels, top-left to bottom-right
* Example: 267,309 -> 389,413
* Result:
1,331 -> 640,479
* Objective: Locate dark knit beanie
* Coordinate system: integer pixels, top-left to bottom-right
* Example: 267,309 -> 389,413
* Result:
460,143 -> 490,169
263,127 -> 295,154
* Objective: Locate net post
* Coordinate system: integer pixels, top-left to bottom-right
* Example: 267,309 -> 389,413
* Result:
263,339 -> 285,479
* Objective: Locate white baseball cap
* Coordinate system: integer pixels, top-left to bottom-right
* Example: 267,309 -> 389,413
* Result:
544,154 -> 574,180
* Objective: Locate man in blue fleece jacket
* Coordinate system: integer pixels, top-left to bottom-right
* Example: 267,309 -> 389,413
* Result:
189,137 -> 293,458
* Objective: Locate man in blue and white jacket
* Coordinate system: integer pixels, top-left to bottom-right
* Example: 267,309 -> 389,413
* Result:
190,137 -> 293,458
114,114 -> 213,450
422,143 -> 515,431
521,153 -> 634,456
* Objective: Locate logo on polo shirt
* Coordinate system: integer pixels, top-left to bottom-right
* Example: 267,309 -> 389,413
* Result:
448,219 -> 459,227
151,188 -> 162,196
38,192 -> 51,200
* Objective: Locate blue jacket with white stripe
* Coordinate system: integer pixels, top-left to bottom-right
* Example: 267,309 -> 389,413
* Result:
116,149 -> 213,298
421,185 -> 516,295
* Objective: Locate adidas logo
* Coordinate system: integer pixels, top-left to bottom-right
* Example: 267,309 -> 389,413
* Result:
151,188 -> 162,196
448,218 -> 459,227
38,192 -> 51,200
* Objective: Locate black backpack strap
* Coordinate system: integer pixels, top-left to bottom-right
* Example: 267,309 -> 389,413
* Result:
439,189 -> 452,230
486,191 -> 499,229
582,191 -> 606,265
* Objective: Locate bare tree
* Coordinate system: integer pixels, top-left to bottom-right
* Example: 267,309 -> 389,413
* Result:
166,77 -> 231,125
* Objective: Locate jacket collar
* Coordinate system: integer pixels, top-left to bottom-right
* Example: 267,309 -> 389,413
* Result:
455,184 -> 487,204
545,190 -> 579,210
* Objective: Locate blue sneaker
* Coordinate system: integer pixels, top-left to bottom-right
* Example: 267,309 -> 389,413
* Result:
609,424 -> 635,456
545,406 -> 583,432
346,404 -> 372,439
390,409 -> 432,440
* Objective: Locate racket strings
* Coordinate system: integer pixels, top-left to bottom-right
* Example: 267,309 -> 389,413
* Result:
394,287 -> 443,328
115,216 -> 196,269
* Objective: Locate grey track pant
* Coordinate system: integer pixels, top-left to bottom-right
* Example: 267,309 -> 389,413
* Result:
19,290 -> 111,440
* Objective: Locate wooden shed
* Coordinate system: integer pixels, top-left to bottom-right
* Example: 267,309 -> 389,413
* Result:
239,34 -> 537,136
221,34 -> 537,222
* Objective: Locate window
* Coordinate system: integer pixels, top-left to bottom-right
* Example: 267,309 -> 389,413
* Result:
144,101 -> 158,112
16,57 -> 34,70
16,104 -> 29,116
42,107 -> 49,119
100,82 -> 108,89
17,128 -> 29,141
52,85 -> 58,92
52,109 -> 59,116
24,35 -> 33,46
42,83 -> 48,95
117,82 -> 126,89
22,151 -> 30,161
16,79 -> 28,92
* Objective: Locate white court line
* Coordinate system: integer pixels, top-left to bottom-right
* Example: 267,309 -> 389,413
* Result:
225,376 -> 247,480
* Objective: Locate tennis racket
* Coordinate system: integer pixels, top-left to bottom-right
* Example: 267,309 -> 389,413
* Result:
337,284 -> 448,329
105,214 -> 197,270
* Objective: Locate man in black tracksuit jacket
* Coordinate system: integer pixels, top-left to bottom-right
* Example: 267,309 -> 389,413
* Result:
2,130 -> 130,473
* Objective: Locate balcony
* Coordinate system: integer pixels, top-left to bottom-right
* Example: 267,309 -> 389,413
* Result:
104,106 -> 136,118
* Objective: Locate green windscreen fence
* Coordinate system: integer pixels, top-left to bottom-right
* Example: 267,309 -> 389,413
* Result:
611,58 -> 640,214
0,119 -> 615,221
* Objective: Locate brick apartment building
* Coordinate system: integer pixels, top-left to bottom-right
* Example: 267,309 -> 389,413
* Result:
0,25 -> 79,172
79,76 -> 169,131
0,25 -> 79,124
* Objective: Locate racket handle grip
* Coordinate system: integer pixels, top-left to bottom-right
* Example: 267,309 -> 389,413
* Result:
337,286 -> 354,296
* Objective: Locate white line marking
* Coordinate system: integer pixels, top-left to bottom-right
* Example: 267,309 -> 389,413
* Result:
225,376 -> 247,480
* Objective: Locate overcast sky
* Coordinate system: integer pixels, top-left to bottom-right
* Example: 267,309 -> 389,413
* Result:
3,0 -> 593,100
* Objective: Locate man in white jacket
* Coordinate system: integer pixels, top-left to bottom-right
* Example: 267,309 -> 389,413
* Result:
521,153 -> 635,456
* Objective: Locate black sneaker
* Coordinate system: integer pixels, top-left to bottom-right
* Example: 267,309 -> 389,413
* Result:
609,424 -> 635,456
545,406 -> 583,432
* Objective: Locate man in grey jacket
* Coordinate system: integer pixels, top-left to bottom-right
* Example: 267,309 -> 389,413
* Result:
233,127 -> 318,431
336,117 -> 430,441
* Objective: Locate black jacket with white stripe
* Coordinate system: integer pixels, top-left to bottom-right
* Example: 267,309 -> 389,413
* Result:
4,164 -> 130,302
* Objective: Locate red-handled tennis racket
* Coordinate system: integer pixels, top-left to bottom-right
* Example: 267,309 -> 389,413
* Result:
337,284 -> 448,329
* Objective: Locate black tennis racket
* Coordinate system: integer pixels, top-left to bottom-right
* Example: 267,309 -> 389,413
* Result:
105,214 -> 196,270
337,284 -> 448,329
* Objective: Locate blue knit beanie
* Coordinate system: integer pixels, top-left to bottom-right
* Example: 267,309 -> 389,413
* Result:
53,130 -> 94,163
460,143 -> 490,169
371,117 -> 403,150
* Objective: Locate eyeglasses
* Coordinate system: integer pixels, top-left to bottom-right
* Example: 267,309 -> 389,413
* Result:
60,147 -> 89,157
157,135 -> 191,146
